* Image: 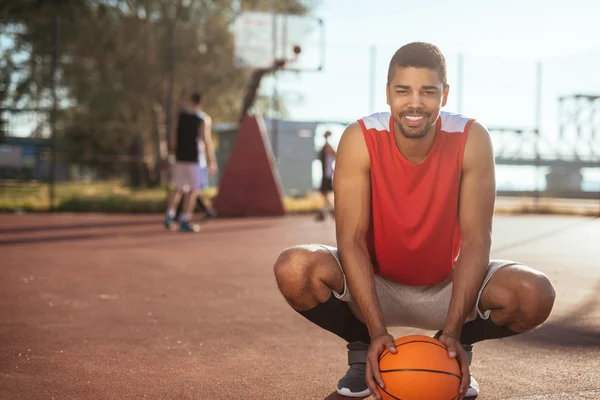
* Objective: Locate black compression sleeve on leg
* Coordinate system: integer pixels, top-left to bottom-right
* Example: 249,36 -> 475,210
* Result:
460,316 -> 519,345
298,294 -> 371,344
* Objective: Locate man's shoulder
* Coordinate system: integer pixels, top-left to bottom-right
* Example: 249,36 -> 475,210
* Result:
439,111 -> 475,134
359,112 -> 391,133
197,111 -> 211,121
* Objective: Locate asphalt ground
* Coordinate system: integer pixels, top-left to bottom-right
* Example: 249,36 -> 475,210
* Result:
1,213 -> 599,400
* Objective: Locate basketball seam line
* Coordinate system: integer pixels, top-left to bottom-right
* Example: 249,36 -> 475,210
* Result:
379,339 -> 449,362
379,367 -> 461,380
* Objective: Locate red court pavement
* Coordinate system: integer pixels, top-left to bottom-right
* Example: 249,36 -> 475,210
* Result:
1,213 -> 599,400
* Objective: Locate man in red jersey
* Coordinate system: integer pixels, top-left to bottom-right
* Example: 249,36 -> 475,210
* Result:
273,42 -> 555,400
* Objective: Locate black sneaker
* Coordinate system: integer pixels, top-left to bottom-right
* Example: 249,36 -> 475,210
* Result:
336,342 -> 371,398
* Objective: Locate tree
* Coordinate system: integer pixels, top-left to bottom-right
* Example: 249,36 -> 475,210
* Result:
0,0 -> 312,185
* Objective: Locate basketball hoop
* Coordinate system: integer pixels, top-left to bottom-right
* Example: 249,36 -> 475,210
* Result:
234,12 -> 321,121
232,11 -> 323,72
271,45 -> 301,71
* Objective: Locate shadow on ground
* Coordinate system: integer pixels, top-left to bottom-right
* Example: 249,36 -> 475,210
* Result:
0,218 -> 158,234
0,220 -> 277,246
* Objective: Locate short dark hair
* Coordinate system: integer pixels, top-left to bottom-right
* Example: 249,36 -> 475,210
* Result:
387,42 -> 447,85
190,92 -> 203,105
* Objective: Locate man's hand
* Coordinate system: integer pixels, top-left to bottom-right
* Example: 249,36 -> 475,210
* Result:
437,334 -> 470,400
365,333 -> 397,400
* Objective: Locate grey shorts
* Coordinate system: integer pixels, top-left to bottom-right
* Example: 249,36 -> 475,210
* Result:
172,162 -> 203,191
316,244 -> 520,331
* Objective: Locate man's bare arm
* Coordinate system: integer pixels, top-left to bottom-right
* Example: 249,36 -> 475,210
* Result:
334,123 -> 385,337
436,121 -> 495,399
201,116 -> 215,162
443,121 -> 496,338
335,123 -> 396,398
201,115 -> 218,174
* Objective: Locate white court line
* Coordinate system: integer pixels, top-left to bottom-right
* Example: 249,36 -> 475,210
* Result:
507,389 -> 600,400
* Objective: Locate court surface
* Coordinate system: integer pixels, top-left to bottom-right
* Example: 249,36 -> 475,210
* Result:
1,213 -> 599,400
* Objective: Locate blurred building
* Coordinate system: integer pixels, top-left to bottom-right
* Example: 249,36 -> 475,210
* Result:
0,136 -> 68,181
214,119 -> 318,196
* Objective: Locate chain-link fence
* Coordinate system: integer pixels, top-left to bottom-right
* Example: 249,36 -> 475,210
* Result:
0,108 -> 159,184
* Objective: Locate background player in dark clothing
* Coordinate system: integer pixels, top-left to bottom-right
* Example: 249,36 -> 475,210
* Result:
164,92 -> 217,232
316,131 -> 336,221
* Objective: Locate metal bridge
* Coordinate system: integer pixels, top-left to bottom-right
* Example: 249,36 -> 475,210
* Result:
490,94 -> 600,198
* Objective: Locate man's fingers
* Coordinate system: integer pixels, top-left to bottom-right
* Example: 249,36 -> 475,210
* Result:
365,362 -> 381,400
458,352 -> 470,400
459,373 -> 469,399
459,375 -> 469,400
386,338 -> 397,353
446,341 -> 457,358
371,358 -> 385,389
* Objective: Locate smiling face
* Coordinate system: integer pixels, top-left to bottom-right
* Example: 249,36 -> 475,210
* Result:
386,66 -> 449,139
384,42 -> 449,140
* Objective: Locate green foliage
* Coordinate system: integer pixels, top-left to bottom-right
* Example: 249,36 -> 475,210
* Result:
1,181 -> 598,216
0,0 -> 312,185
0,181 -> 325,213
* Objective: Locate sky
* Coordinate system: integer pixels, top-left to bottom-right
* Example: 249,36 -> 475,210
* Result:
252,0 -> 600,189
3,0 -> 599,187
264,0 -> 600,150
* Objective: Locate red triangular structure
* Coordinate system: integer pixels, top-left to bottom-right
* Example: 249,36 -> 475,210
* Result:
214,114 -> 285,216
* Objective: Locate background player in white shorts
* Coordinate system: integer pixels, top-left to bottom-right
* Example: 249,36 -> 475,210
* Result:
164,92 -> 217,232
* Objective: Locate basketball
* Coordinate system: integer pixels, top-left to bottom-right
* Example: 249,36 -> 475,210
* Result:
378,335 -> 461,400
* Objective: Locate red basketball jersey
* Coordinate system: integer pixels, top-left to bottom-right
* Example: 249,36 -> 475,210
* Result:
357,112 -> 475,286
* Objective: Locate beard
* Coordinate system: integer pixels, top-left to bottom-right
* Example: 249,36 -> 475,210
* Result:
394,109 -> 435,139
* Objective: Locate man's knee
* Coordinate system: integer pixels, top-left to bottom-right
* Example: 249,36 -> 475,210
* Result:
521,273 -> 556,323
514,271 -> 555,331
273,247 -> 317,296
273,246 -> 342,304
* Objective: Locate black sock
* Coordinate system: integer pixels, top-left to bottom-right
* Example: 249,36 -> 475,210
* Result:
298,294 -> 370,344
459,316 -> 519,345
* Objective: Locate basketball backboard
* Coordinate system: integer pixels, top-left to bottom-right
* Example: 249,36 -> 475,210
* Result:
232,11 -> 324,72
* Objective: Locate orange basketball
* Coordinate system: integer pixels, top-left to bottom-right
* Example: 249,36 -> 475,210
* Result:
378,335 -> 461,400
